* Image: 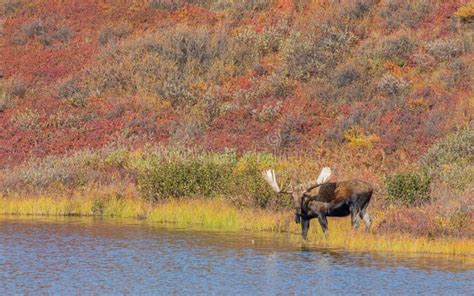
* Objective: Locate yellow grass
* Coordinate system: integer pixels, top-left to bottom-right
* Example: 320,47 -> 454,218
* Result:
1,195 -> 473,258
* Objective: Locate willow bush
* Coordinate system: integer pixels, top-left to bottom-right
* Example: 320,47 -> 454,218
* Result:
419,127 -> 473,191
137,152 -> 235,200
385,171 -> 431,205
136,150 -> 282,208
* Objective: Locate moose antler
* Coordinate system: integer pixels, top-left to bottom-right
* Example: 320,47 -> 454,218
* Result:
263,167 -> 332,194
262,169 -> 292,194
300,167 -> 332,193
317,167 -> 332,184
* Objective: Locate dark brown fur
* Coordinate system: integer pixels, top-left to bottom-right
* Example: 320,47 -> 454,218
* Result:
297,180 -> 373,239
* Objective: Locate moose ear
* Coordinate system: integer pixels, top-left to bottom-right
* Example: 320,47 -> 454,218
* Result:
316,167 -> 331,184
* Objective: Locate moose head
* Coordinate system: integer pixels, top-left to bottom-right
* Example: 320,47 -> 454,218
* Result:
262,167 -> 332,223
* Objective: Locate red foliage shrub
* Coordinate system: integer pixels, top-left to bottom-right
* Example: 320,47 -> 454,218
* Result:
378,208 -> 441,237
0,0 -> 471,178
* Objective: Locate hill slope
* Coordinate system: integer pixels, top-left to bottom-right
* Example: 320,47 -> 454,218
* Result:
1,0 -> 472,168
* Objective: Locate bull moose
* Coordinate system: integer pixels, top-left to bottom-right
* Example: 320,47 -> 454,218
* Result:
262,168 -> 373,239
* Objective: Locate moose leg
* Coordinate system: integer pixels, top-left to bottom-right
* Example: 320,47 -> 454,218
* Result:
317,215 -> 328,235
360,209 -> 372,232
359,193 -> 372,232
301,218 -> 310,240
350,205 -> 360,229
294,213 -> 301,224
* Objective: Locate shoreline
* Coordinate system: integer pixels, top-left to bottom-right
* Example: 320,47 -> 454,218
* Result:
1,196 -> 473,258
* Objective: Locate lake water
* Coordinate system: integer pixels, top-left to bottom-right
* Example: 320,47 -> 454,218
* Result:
0,217 -> 472,295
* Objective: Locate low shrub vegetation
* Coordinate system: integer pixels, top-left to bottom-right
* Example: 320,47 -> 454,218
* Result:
334,64 -> 360,87
378,0 -> 433,31
0,79 -> 26,112
346,0 -> 375,19
22,19 -> 46,38
1,0 -> 22,16
426,38 -> 465,61
11,108 -> 41,130
419,127 -> 473,191
1,150 -> 104,191
138,152 -> 236,200
57,79 -> 88,107
282,25 -> 356,81
98,25 -> 130,46
377,73 -> 409,101
52,26 -> 73,43
455,2 -> 474,23
137,150 -> 281,208
385,171 -> 431,205
378,33 -> 416,65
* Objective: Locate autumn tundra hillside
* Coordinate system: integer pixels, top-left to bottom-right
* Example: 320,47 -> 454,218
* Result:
0,1 -> 473,244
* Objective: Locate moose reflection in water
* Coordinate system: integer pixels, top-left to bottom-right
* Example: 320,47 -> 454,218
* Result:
263,167 -> 373,239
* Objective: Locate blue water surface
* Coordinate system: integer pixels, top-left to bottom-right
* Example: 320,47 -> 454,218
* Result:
0,217 -> 472,295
